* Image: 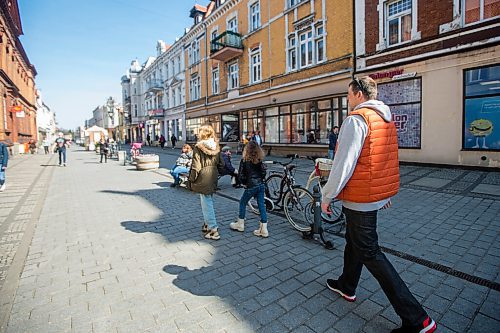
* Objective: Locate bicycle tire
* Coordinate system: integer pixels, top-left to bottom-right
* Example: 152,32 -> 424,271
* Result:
265,174 -> 283,202
283,187 -> 313,232
248,197 -> 275,215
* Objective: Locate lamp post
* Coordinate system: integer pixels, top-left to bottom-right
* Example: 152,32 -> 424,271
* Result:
106,97 -> 115,140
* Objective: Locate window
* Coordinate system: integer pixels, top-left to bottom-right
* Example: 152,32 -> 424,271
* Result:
189,40 -> 200,66
250,47 -> 262,83
288,0 -> 307,8
385,0 -> 412,46
228,61 -> 239,90
212,67 -> 220,94
299,30 -> 313,68
463,0 -> 500,24
288,36 -> 297,71
173,87 -> 177,106
211,30 -> 218,44
249,2 -> 261,32
227,17 -> 238,33
177,56 -> 181,73
315,24 -> 325,63
134,105 -> 138,117
463,64 -> 500,150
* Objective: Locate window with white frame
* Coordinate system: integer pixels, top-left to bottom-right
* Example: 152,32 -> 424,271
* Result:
165,91 -> 170,108
385,0 -> 412,46
227,17 -> 238,33
165,64 -> 169,78
299,30 -> 313,68
212,66 -> 220,94
463,0 -> 500,25
288,35 -> 297,71
173,86 -> 177,106
249,1 -> 261,32
287,0 -> 307,8
228,61 -> 239,90
315,24 -> 325,63
189,75 -> 201,101
211,30 -> 218,44
177,56 -> 181,73
250,47 -> 262,83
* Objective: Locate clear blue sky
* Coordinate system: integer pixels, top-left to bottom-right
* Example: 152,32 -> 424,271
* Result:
18,0 -> 198,130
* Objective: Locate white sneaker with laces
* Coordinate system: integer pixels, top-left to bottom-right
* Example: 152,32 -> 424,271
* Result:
0,184 -> 5,192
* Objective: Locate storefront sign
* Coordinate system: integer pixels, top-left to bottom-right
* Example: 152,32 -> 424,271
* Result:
392,72 -> 417,80
15,111 -> 25,118
370,69 -> 404,80
148,109 -> 164,118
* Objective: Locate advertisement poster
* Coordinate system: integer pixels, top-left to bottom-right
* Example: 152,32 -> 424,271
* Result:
463,96 -> 500,150
377,78 -> 422,148
222,114 -> 240,142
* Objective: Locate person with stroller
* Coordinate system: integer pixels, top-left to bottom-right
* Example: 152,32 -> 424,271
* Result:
230,141 -> 269,237
170,144 -> 193,187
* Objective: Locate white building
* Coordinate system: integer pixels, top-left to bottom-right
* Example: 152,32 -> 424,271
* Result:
35,90 -> 57,145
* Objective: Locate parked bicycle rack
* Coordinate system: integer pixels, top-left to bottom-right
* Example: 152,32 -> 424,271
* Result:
302,185 -> 334,250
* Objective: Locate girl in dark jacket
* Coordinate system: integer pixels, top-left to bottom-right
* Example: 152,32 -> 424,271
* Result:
230,141 -> 269,237
188,125 -> 224,240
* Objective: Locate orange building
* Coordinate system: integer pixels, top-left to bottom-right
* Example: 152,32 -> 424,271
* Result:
184,0 -> 353,156
0,0 -> 37,151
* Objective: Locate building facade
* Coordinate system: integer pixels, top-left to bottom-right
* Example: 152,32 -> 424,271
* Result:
35,90 -> 56,145
355,0 -> 500,167
184,0 -> 354,156
0,0 -> 37,152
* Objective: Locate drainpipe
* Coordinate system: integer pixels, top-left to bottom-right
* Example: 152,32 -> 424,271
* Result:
352,0 -> 356,80
203,21 -> 209,113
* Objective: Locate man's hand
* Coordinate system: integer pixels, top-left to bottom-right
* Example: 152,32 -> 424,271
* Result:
381,198 -> 392,210
1,166 -> 6,171
321,202 -> 331,214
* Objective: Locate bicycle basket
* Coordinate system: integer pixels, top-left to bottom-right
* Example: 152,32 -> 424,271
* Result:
315,158 -> 333,178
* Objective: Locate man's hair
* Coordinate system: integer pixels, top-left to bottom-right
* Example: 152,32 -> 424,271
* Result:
349,76 -> 377,100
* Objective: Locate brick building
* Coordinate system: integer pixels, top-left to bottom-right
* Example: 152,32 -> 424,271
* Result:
355,0 -> 499,167
184,0 -> 354,156
0,0 -> 37,151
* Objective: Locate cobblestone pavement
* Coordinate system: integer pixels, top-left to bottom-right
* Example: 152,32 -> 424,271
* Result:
0,146 -> 499,333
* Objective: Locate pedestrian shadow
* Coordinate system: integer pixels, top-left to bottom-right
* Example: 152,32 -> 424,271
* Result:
104,187 -> 349,332
39,164 -> 60,167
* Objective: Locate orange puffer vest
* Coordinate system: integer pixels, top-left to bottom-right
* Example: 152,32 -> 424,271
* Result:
337,108 -> 400,203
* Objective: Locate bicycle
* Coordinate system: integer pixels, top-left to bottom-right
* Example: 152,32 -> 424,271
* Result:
248,155 -> 314,232
305,157 -> 346,234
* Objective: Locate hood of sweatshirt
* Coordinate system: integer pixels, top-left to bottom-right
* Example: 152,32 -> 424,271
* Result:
354,100 -> 392,122
195,138 -> 220,156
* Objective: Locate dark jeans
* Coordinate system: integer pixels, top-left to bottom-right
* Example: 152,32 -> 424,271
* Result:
338,207 -> 427,326
58,149 -> 67,165
100,152 -> 107,163
44,146 -> 49,154
239,183 -> 267,223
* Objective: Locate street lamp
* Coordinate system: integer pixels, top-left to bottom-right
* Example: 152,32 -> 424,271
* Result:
106,97 -> 115,140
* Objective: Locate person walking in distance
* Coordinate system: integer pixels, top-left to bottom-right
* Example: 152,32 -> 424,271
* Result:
99,137 -> 109,163
188,125 -> 224,240
0,141 -> 9,192
170,134 -> 177,149
159,134 -> 166,149
321,76 -> 436,333
54,132 -> 69,166
230,141 -> 269,237
43,138 -> 50,154
328,126 -> 339,160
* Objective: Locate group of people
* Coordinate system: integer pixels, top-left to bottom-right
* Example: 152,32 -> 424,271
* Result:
167,76 -> 436,333
146,134 -> 177,149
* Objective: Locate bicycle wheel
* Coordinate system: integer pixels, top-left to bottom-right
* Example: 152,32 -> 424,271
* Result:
283,187 -> 313,232
248,197 -> 275,215
265,174 -> 283,202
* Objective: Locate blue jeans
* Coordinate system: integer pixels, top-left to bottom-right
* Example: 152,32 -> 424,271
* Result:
328,149 -> 335,160
0,164 -> 5,185
58,148 -> 67,165
239,183 -> 267,223
338,207 -> 427,326
170,165 -> 190,185
200,194 -> 218,230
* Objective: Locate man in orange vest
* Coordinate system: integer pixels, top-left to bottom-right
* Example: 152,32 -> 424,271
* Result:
321,76 -> 436,333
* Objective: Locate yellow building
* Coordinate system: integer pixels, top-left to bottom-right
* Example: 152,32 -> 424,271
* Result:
185,0 -> 353,156
0,0 -> 37,149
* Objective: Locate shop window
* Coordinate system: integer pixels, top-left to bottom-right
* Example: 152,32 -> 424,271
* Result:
222,114 -> 240,142
463,64 -> 500,151
378,78 -> 422,148
463,0 -> 500,25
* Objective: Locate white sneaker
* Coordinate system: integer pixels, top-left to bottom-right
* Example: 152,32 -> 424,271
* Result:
253,222 -> 269,238
0,184 -> 5,192
230,218 -> 245,232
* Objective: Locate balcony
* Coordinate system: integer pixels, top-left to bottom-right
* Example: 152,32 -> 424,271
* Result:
146,79 -> 164,92
210,31 -> 243,62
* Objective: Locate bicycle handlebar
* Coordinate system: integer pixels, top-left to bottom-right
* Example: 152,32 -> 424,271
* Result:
267,154 -> 298,166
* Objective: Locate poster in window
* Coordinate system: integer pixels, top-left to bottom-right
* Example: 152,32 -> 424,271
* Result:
377,78 -> 422,148
463,96 -> 500,150
222,115 -> 240,142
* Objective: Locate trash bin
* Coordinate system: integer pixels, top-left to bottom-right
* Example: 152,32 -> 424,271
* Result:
135,154 -> 159,170
118,151 -> 126,164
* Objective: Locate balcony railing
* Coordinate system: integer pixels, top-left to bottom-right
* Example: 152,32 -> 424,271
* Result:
146,79 -> 164,92
210,31 -> 244,62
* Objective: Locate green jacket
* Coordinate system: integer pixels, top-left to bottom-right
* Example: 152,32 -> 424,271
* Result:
188,139 -> 224,195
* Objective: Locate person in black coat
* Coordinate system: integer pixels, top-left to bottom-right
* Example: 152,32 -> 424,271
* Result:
328,126 -> 339,160
230,141 -> 269,237
0,141 -> 8,191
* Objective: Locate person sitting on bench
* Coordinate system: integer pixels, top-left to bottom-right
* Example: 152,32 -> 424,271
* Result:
170,144 -> 193,187
220,146 -> 241,188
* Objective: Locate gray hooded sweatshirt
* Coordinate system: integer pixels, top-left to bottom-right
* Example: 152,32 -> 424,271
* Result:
321,100 -> 394,212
